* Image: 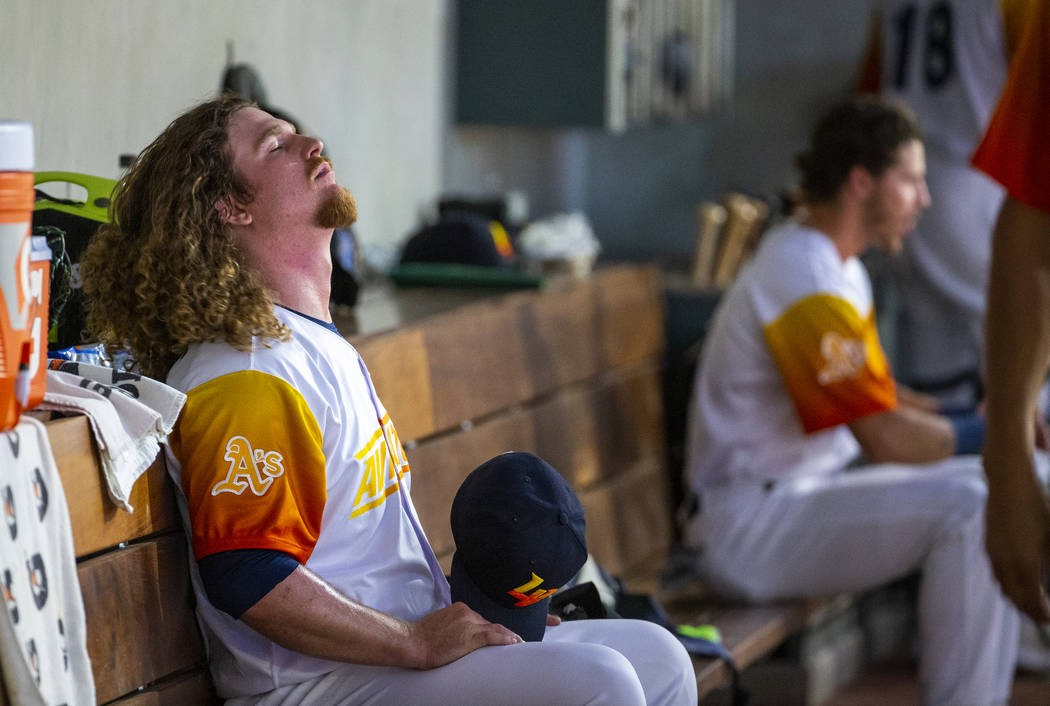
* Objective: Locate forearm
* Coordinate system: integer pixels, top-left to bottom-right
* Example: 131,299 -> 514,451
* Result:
849,405 -> 954,464
240,565 -> 424,668
895,384 -> 940,413
983,198 -> 1050,481
238,565 -> 521,670
865,407 -> 957,462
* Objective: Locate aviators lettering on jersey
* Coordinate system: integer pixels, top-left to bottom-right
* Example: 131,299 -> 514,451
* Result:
350,414 -> 410,519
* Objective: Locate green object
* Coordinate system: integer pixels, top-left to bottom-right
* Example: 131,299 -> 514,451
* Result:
33,171 -> 116,223
388,262 -> 546,289
31,172 -> 117,348
677,624 -> 722,643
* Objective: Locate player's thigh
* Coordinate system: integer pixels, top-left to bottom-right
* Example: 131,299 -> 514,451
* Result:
254,641 -> 647,706
699,460 -> 986,599
545,619 -> 696,706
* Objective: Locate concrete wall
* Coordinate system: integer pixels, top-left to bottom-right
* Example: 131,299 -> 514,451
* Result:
1,0 -> 447,266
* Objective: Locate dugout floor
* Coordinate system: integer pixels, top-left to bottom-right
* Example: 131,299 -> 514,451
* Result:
829,660 -> 1050,705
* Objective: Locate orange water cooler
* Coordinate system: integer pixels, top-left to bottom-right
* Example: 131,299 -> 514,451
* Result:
1,120 -> 49,432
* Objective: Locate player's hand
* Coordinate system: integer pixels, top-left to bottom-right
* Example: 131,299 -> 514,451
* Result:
984,448 -> 1050,624
409,602 -> 522,670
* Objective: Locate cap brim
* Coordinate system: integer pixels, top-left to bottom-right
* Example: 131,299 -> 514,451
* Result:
449,553 -> 549,642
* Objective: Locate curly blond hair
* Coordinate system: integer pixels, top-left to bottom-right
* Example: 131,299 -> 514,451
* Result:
81,93 -> 288,380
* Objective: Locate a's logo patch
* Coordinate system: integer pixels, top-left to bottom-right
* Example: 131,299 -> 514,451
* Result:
211,436 -> 286,496
817,332 -> 866,385
507,572 -> 558,607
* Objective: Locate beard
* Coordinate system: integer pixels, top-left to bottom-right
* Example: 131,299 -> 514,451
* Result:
316,187 -> 358,229
863,192 -> 913,255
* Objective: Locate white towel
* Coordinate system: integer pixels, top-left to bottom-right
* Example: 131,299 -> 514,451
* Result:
0,416 -> 95,706
37,365 -> 185,512
45,360 -> 184,431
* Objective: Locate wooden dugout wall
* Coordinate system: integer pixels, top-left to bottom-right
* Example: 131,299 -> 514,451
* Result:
27,264 -> 672,704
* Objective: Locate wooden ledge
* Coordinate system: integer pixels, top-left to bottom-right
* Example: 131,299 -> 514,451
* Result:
45,414 -> 178,559
662,595 -> 853,700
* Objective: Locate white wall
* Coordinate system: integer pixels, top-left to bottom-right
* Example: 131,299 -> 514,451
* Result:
1,0 -> 448,264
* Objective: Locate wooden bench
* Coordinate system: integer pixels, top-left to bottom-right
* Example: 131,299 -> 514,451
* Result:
24,264 -> 835,704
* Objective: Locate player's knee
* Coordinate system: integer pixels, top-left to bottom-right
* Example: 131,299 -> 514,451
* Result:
574,645 -> 647,704
628,619 -> 690,661
628,620 -> 697,702
949,473 -> 986,515
732,579 -> 777,603
936,473 -> 987,538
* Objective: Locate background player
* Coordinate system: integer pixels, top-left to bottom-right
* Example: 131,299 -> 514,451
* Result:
857,0 -> 1031,409
79,93 -> 696,705
682,96 -> 1019,706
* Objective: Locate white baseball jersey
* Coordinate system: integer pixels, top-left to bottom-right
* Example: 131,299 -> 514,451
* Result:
685,220 -> 897,491
871,0 -> 1014,380
875,0 -> 1009,160
683,221 -> 1027,706
165,307 -> 449,699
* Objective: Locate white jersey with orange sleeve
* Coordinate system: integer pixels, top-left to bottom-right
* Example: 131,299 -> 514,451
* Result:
685,220 -> 897,492
164,306 -> 449,700
682,218 -> 1024,706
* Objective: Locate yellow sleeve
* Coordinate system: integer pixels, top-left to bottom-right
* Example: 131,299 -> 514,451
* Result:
764,293 -> 897,434
170,370 -> 326,562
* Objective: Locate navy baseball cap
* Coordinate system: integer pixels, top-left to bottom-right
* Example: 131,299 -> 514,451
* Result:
449,452 -> 587,642
400,212 -> 507,267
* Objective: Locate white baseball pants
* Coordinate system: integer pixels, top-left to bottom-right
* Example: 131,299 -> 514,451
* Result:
684,455 -> 1018,706
227,617 -> 697,705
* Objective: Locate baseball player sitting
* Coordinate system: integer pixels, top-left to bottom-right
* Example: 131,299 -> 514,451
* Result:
78,93 -> 696,705
681,96 -> 1026,706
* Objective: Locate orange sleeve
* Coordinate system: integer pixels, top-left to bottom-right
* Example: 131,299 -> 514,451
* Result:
973,0 -> 1050,213
764,293 -> 897,434
169,370 -> 327,562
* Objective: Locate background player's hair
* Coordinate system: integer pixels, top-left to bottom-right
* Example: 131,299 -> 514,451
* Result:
81,92 -> 289,379
795,95 -> 923,203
